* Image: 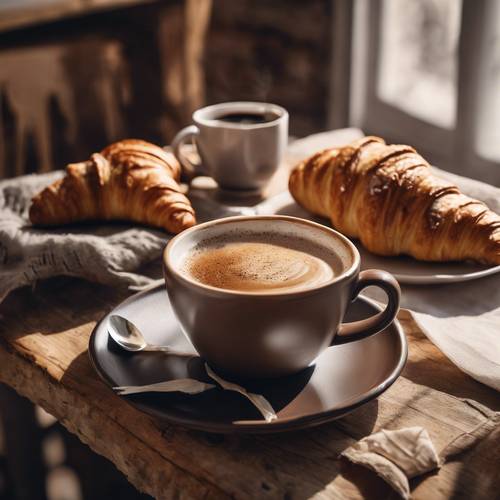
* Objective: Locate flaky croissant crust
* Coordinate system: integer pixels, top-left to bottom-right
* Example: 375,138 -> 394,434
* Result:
29,139 -> 196,234
289,136 -> 500,265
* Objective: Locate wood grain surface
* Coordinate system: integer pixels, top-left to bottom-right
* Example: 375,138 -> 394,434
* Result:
0,275 -> 499,500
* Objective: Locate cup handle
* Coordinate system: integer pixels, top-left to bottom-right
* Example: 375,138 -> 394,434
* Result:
171,125 -> 206,180
333,269 -> 401,345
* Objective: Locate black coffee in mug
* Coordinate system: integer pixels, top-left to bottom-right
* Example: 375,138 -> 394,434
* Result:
171,101 -> 288,191
215,112 -> 278,124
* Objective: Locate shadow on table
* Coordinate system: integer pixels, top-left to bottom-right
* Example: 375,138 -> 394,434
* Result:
60,346 -> 382,499
340,460 -> 398,499
404,357 -> 500,411
408,420 -> 500,499
0,276 -> 129,341
449,424 -> 500,500
400,322 -> 500,411
186,401 -> 381,499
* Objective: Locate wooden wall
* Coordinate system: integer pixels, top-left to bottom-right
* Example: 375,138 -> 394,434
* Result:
205,0 -> 333,137
0,0 -> 335,179
0,0 -> 212,178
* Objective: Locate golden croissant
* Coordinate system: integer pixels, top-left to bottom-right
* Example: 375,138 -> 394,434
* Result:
289,136 -> 500,265
30,139 -> 196,234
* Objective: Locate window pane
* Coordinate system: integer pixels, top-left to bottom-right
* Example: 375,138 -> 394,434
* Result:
475,0 -> 500,163
377,0 -> 462,129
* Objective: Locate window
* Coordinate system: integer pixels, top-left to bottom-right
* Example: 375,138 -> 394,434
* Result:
475,0 -> 500,163
350,0 -> 500,185
377,0 -> 461,130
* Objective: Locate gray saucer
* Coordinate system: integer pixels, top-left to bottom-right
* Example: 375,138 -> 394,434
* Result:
89,284 -> 407,433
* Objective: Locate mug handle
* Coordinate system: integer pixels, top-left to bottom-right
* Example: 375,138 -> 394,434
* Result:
333,269 -> 401,345
171,125 -> 207,180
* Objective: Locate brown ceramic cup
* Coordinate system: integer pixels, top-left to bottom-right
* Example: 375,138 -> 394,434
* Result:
163,216 -> 401,379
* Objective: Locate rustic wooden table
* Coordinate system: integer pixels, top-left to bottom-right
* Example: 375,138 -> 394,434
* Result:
1,158 -> 500,498
0,275 -> 499,499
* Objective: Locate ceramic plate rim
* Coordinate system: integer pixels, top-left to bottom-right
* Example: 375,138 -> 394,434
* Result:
352,239 -> 500,285
391,264 -> 500,285
88,285 -> 408,433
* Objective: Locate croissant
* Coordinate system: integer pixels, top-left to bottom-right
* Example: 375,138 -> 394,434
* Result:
30,139 -> 196,234
289,136 -> 500,265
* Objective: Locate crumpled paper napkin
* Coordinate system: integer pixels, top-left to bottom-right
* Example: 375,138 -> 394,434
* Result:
341,427 -> 440,499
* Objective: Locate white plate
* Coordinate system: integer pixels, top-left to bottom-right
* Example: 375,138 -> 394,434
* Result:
355,242 -> 500,285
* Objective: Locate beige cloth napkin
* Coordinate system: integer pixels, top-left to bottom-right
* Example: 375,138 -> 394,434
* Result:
263,128 -> 500,392
341,427 -> 440,499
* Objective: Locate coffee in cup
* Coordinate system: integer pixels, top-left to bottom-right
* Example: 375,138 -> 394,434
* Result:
182,233 -> 343,293
214,111 -> 279,125
163,215 -> 400,379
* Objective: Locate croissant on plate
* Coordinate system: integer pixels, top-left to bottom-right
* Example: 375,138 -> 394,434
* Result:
289,136 -> 500,265
30,139 -> 196,234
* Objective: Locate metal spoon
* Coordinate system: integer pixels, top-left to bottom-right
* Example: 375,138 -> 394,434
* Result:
108,315 -> 192,355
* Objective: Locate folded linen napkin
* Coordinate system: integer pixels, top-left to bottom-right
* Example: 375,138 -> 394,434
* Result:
341,427 -> 440,499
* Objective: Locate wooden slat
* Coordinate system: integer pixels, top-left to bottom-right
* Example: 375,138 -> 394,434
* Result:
0,0 -> 155,34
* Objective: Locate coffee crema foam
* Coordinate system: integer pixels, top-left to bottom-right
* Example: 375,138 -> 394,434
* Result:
182,233 -> 342,292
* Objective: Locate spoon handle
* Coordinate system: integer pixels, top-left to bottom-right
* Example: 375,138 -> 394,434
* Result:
143,345 -> 194,356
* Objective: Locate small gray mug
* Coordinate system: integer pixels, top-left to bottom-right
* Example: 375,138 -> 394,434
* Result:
171,102 -> 288,191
